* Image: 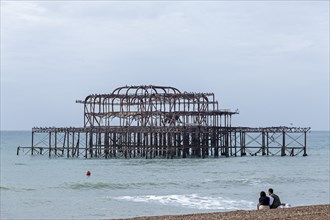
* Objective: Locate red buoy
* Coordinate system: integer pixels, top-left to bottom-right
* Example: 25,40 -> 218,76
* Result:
86,171 -> 91,176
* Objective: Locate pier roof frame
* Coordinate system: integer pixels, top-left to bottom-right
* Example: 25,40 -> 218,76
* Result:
76,85 -> 236,128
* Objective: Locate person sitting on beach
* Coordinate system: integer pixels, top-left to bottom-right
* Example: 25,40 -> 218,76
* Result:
268,188 -> 282,209
257,191 -> 270,210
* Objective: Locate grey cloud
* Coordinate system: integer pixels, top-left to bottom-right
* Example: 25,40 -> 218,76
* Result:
1,1 -> 329,130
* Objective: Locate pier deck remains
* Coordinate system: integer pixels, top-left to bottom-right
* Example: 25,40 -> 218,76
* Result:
17,85 -> 310,158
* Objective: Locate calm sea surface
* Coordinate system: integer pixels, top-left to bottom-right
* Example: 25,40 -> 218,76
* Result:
0,131 -> 329,219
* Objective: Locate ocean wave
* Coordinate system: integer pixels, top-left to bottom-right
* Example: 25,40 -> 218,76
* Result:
226,178 -> 271,186
14,162 -> 27,166
202,178 -> 271,187
61,181 -> 180,190
0,186 -> 37,192
0,186 -> 10,191
113,194 -> 255,210
62,182 -> 129,190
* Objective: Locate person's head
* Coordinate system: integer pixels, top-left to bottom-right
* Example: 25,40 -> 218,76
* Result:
260,191 -> 266,197
268,188 -> 274,195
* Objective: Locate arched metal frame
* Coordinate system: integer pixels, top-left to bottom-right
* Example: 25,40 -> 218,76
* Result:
80,85 -> 235,129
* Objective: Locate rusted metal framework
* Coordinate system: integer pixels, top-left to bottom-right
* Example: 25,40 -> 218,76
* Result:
77,85 -> 235,128
17,85 -> 310,158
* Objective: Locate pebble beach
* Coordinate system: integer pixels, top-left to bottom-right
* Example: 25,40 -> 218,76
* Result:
116,204 -> 330,220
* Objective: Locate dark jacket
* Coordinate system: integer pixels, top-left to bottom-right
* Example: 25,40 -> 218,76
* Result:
259,196 -> 270,206
270,194 -> 281,209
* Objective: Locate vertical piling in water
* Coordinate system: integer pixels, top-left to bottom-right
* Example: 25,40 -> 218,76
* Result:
266,132 -> 269,156
105,132 -> 109,158
31,130 -> 34,155
49,131 -> 52,158
76,132 -> 80,157
262,131 -> 266,156
303,131 -> 308,156
281,131 -> 286,156
240,131 -> 246,156
72,131 -> 75,157
67,131 -> 70,158
234,131 -> 237,157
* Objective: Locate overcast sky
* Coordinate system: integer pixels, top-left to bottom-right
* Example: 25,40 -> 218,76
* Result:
1,1 -> 329,130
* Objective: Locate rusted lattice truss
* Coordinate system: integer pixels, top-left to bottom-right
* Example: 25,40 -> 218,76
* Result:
77,85 -> 236,128
17,85 -> 310,158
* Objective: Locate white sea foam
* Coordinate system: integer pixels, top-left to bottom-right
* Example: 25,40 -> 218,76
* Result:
226,178 -> 271,186
114,194 -> 255,210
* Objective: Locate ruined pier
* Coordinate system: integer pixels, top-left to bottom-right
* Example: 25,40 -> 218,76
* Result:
17,85 -> 310,158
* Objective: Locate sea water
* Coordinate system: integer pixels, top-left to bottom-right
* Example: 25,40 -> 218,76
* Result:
0,131 -> 329,219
